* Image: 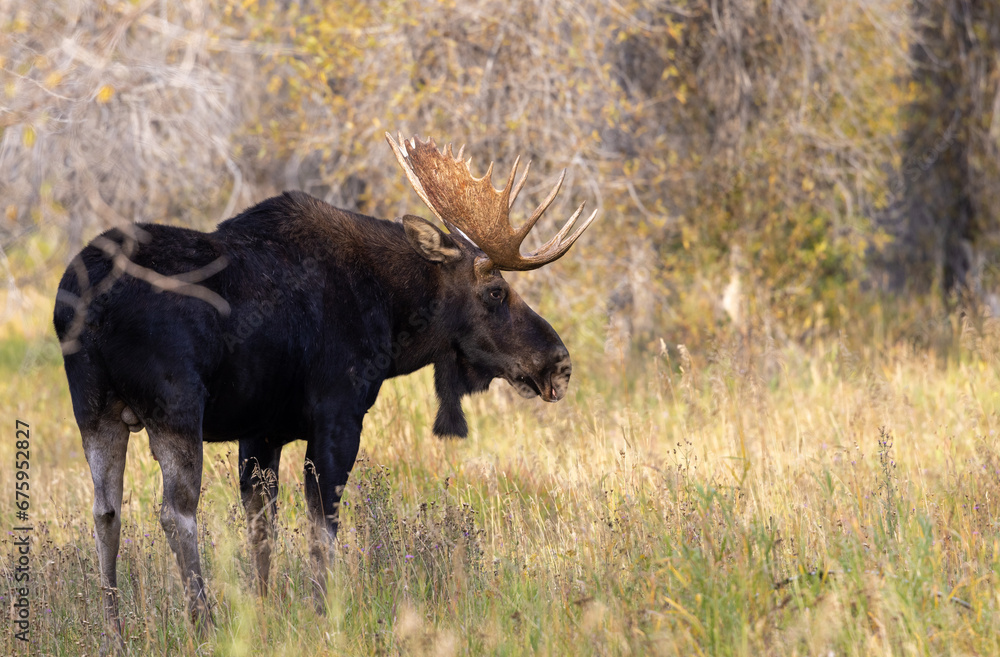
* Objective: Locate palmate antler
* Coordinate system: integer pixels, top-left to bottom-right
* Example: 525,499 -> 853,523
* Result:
386,132 -> 597,271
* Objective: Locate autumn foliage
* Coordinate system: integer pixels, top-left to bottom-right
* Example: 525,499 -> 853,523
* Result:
2,0 -> 997,350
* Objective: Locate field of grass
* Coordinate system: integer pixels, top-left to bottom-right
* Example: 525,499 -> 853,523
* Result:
1,280 -> 999,656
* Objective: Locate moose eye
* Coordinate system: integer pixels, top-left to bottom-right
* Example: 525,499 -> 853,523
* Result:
486,287 -> 506,305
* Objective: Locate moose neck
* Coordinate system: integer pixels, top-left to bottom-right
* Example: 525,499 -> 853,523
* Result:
356,222 -> 454,379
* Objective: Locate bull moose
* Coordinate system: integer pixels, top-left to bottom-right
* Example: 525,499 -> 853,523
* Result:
53,133 -> 597,641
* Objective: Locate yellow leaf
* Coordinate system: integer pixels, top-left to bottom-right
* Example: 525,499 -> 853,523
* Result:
801,176 -> 815,192
45,71 -> 62,88
96,84 -> 114,104
22,125 -> 35,148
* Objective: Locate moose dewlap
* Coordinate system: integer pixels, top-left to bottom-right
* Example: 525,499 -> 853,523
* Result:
53,133 -> 597,642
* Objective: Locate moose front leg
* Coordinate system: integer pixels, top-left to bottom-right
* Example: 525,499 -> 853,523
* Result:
239,441 -> 282,596
303,412 -> 362,612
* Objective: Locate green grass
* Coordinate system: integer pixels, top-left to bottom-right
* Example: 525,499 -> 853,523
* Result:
1,310 -> 999,655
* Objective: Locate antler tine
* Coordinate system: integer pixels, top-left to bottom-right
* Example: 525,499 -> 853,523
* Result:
386,132 -> 444,226
519,203 -> 599,268
512,168 -> 565,244
509,158 -> 531,210
566,202 -> 599,242
498,155 -> 522,212
551,201 -> 587,243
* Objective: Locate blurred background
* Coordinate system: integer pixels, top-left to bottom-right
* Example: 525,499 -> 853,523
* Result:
2,0 -> 999,358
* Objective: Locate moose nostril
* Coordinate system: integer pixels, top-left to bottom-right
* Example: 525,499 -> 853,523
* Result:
542,349 -> 572,402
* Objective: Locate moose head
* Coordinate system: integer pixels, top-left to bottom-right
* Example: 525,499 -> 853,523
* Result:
386,133 -> 598,437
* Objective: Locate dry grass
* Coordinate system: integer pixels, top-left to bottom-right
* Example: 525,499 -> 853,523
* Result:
1,280 -> 999,655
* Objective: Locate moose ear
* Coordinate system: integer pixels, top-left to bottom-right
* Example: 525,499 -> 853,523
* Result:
401,214 -> 463,263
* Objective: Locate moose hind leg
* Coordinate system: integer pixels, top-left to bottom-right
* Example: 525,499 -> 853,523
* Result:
239,442 -> 281,596
83,415 -> 130,647
150,430 -> 211,630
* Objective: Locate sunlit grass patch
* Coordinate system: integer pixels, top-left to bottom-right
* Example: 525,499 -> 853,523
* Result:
0,327 -> 998,655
